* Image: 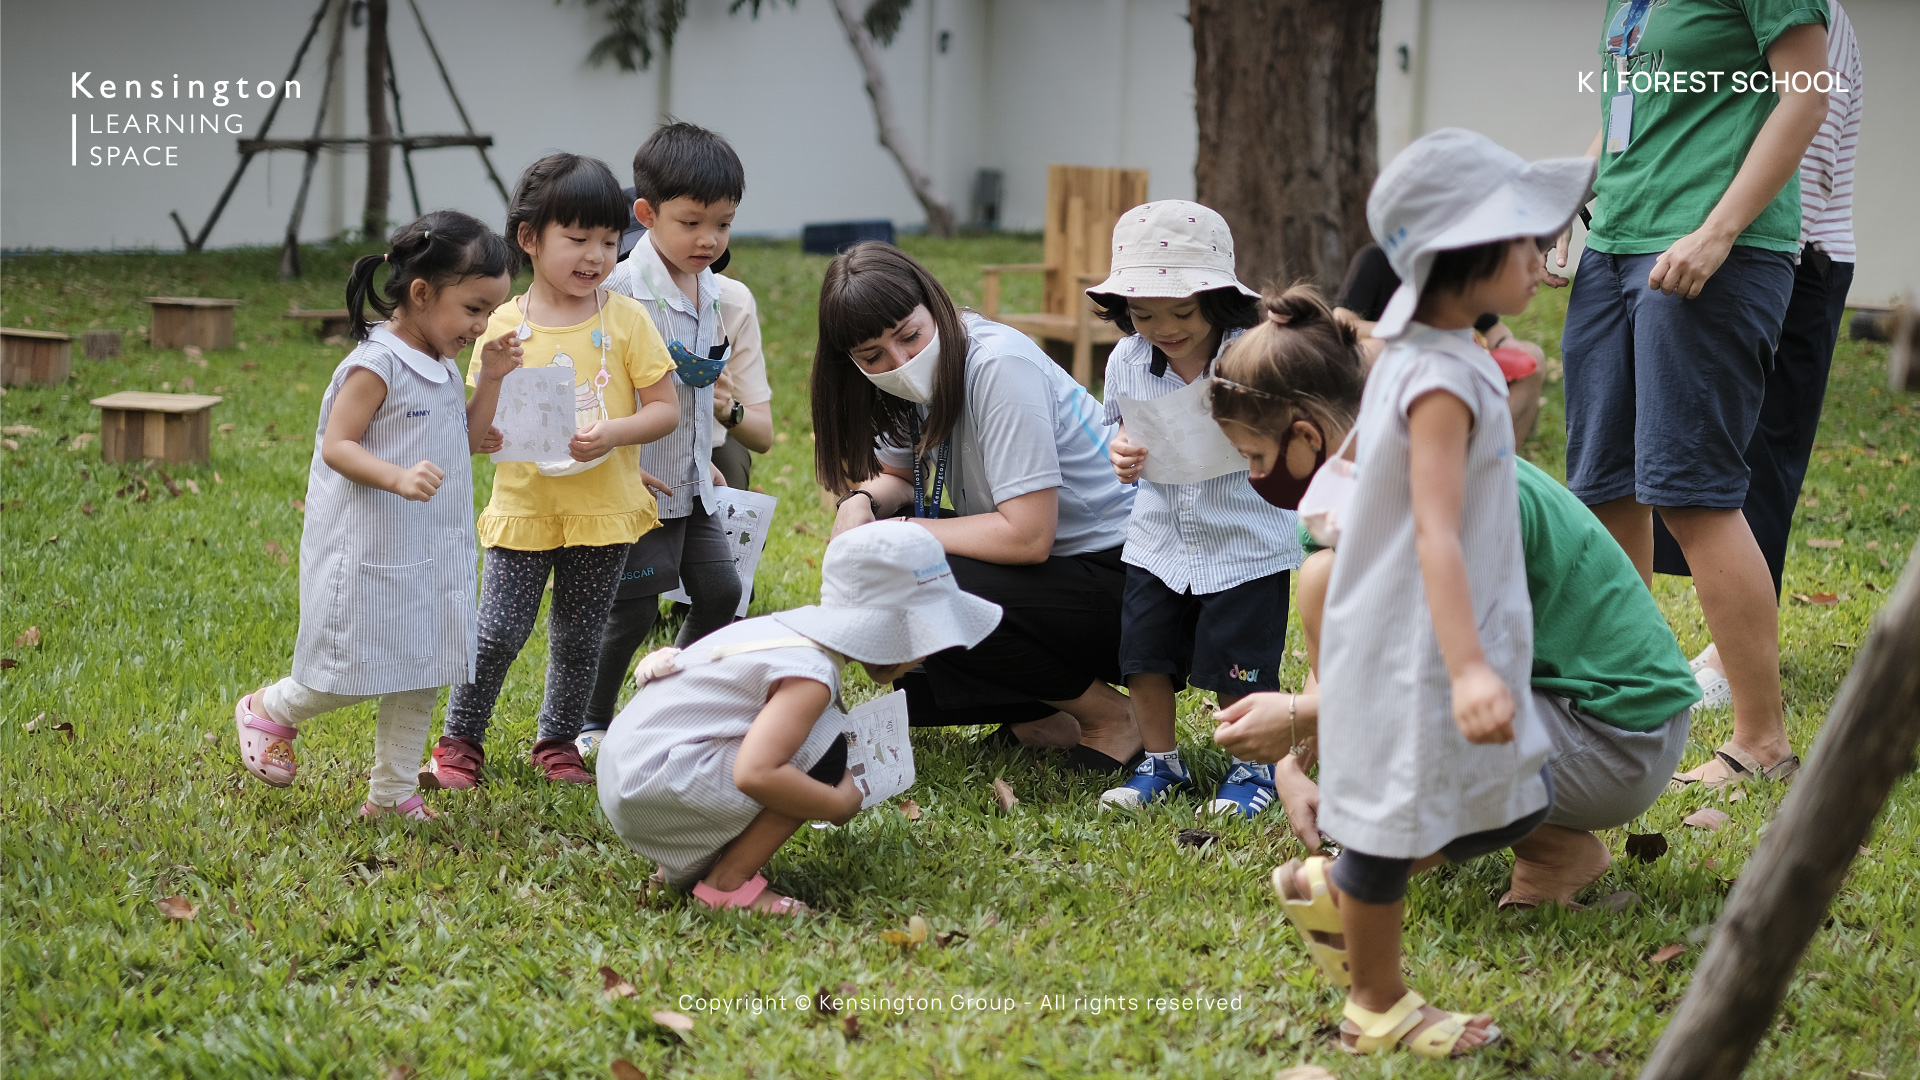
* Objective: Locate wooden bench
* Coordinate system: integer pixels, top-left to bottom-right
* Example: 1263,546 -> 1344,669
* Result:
286,308 -> 354,339
979,164 -> 1148,388
1,328 -> 72,386
90,391 -> 224,464
145,297 -> 240,351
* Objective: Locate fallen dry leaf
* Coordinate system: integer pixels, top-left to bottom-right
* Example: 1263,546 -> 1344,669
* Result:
610,1059 -> 646,1080
1806,538 -> 1844,549
157,895 -> 200,921
650,1009 -> 694,1036
1177,828 -> 1221,848
42,534 -> 58,545
218,423 -> 235,434
265,541 -> 288,564
290,498 -> 305,513
69,432 -> 96,452
1865,540 -> 1880,551
841,1014 -> 862,1040
1650,943 -> 1687,964
0,658 -> 17,670
1593,889 -> 1639,913
897,798 -> 922,821
183,479 -> 200,495
1275,1068 -> 1340,1080
2,425 -> 39,436
14,626 -> 41,648
992,777 -> 1019,812
1728,789 -> 1746,803
839,980 -> 858,996
1624,832 -> 1669,862
80,502 -> 96,516
1806,592 -> 1840,606
792,521 -> 815,536
383,1066 -> 416,1080
935,929 -> 970,947
1684,808 -> 1730,831
1,439 -> 17,451
880,915 -> 930,948
598,965 -> 637,999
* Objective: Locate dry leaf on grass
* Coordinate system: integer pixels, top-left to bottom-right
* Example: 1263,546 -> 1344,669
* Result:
80,502 -> 95,516
0,658 -> 17,670
650,1009 -> 694,1036
0,440 -> 18,452
265,541 -> 289,564
1275,1068 -> 1340,1080
897,799 -> 922,821
2,425 -> 39,436
183,479 -> 200,495
1684,808 -> 1730,831
935,929 -> 970,947
879,915 -> 930,948
43,534 -> 58,545
1623,832 -> 1669,862
599,966 -> 637,999
1176,828 -> 1221,848
792,521 -> 815,536
1807,592 -> 1840,605
383,1066 -> 416,1080
154,469 -> 182,498
1592,890 -> 1639,914
70,433 -> 95,451
992,777 -> 1018,812
841,1014 -> 862,1040
218,423 -> 235,434
1806,537 -> 1844,549
610,1059 -> 646,1080
290,498 -> 305,513
157,895 -> 200,920
14,626 -> 41,648
1649,943 -> 1687,964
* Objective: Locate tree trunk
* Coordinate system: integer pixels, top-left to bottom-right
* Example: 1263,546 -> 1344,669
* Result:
363,0 -> 393,240
1191,0 -> 1381,290
826,0 -> 954,237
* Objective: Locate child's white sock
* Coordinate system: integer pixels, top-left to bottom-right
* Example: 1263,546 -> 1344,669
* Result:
1144,748 -> 1187,777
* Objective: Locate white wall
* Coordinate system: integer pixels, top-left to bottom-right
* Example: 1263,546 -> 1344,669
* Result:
3,0 -> 1913,299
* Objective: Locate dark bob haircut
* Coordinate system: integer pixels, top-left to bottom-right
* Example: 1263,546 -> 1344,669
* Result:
503,152 -> 629,269
1091,286 -> 1260,367
1421,235 -> 1553,299
633,120 -> 746,208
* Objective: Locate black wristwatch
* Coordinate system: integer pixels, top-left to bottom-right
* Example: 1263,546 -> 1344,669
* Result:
835,490 -> 882,519
722,400 -> 745,428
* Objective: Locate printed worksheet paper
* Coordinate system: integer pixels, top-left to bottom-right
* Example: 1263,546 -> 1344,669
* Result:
661,487 -> 779,617
489,366 -> 577,463
1113,374 -> 1246,484
843,690 -> 914,809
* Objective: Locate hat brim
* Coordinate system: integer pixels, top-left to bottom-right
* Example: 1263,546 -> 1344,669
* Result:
1374,156 -> 1594,340
770,592 -> 1003,666
1086,265 -> 1260,302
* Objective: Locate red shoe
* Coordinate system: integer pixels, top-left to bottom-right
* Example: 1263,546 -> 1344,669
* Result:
531,737 -> 594,784
419,736 -> 484,790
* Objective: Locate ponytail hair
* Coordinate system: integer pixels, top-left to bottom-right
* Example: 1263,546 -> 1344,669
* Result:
344,209 -> 513,341
1210,283 -> 1365,439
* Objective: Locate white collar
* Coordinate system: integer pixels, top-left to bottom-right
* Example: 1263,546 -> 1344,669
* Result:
1403,322 -> 1508,395
369,324 -> 453,383
631,234 -> 717,315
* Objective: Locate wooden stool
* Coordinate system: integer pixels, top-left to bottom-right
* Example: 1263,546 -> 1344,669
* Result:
91,391 -> 224,464
83,330 -> 123,360
286,308 -> 354,339
145,297 -> 240,351
1,328 -> 73,386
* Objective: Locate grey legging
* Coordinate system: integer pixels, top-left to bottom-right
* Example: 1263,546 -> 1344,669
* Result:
446,543 -> 626,744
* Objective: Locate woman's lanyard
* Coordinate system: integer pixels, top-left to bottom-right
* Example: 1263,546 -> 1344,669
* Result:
909,412 -> 950,519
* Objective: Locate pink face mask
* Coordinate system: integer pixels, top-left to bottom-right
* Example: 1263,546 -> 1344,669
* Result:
1296,429 -> 1359,548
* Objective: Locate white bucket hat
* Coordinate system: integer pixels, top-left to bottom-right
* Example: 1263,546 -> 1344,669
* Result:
1085,201 -> 1259,301
1367,128 -> 1595,340
771,521 -> 1002,665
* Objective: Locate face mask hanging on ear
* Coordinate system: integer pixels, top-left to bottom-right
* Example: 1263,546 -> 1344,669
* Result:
858,329 -> 941,404
1249,422 -> 1327,510
1297,428 -> 1359,548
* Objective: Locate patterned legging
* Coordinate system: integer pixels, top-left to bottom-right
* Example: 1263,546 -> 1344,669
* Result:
446,544 -> 627,745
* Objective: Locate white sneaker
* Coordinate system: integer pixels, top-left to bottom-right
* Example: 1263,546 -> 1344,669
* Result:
1694,667 -> 1732,709
575,729 -> 606,759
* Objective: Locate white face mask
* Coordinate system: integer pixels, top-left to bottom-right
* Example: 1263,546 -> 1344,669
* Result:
857,328 -> 941,404
1297,429 -> 1359,549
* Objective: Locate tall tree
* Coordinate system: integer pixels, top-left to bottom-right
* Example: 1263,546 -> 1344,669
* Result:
1191,0 -> 1381,290
578,0 -> 954,236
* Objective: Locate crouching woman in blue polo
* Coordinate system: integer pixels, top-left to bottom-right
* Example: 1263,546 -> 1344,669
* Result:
813,242 -> 1143,771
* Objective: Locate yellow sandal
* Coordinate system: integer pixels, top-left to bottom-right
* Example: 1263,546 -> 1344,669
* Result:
1272,856 -> 1350,987
1340,989 -> 1501,1058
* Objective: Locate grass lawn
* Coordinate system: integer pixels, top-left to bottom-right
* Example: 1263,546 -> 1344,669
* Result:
2,237 -> 1916,1079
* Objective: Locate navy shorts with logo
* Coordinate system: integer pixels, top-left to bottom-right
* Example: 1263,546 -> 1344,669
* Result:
1119,564 -> 1287,695
1561,244 -> 1795,510
614,500 -> 733,601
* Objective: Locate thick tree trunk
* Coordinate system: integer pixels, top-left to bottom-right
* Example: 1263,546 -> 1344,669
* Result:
1191,0 -> 1381,290
826,0 -> 954,237
363,0 -> 393,240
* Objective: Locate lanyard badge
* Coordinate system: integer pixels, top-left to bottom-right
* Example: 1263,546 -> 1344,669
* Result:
909,413 -> 950,519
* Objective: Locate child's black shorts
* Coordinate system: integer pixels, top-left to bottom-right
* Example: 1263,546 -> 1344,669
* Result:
1118,564 -> 1289,695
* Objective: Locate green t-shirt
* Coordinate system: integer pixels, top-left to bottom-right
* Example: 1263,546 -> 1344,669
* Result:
1586,0 -> 1828,255
1516,459 -> 1700,730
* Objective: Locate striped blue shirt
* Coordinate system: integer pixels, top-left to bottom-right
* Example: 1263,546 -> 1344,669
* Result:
1101,332 -> 1301,594
605,240 -> 723,519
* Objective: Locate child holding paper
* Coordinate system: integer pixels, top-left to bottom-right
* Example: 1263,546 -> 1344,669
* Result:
597,522 -> 999,914
1088,202 -> 1302,816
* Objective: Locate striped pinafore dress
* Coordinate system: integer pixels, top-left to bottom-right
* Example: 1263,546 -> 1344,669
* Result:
291,326 -> 479,696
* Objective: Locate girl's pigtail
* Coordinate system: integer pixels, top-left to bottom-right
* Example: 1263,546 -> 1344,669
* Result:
344,252 -> 393,342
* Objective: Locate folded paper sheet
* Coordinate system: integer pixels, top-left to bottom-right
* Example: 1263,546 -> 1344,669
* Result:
489,366 -> 578,463
662,487 -> 778,618
843,690 -> 914,809
1112,374 -> 1247,484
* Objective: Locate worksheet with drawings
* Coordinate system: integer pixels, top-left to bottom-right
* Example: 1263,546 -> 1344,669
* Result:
1112,374 -> 1247,484
489,366 -> 577,463
842,690 -> 914,809
661,487 -> 779,617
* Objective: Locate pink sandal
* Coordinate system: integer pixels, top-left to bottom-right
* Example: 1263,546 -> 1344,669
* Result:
359,794 -> 439,822
690,873 -> 807,915
234,692 -> 298,786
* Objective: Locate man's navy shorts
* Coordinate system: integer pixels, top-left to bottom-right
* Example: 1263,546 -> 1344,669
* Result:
1561,244 -> 1794,509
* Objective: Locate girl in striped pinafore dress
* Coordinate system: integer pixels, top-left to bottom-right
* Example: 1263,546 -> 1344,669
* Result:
231,212 -> 519,821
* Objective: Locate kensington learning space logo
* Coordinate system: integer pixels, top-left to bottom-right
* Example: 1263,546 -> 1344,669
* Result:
68,71 -> 299,168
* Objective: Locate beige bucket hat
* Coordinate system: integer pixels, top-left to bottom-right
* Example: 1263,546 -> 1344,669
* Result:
1085,200 -> 1259,301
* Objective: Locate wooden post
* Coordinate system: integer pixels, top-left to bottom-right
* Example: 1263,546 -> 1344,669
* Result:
1637,545 -> 1920,1080
363,0 -> 392,240
82,330 -> 123,360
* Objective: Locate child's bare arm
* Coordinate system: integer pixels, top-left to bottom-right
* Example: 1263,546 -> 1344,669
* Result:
465,330 -> 523,454
733,677 -> 864,824
1407,390 -> 1514,745
569,372 -> 681,461
321,368 -> 444,501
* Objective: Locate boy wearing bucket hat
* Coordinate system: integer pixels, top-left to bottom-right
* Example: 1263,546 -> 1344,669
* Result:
596,522 -> 1000,914
1086,201 -> 1302,816
1270,129 -> 1593,1058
